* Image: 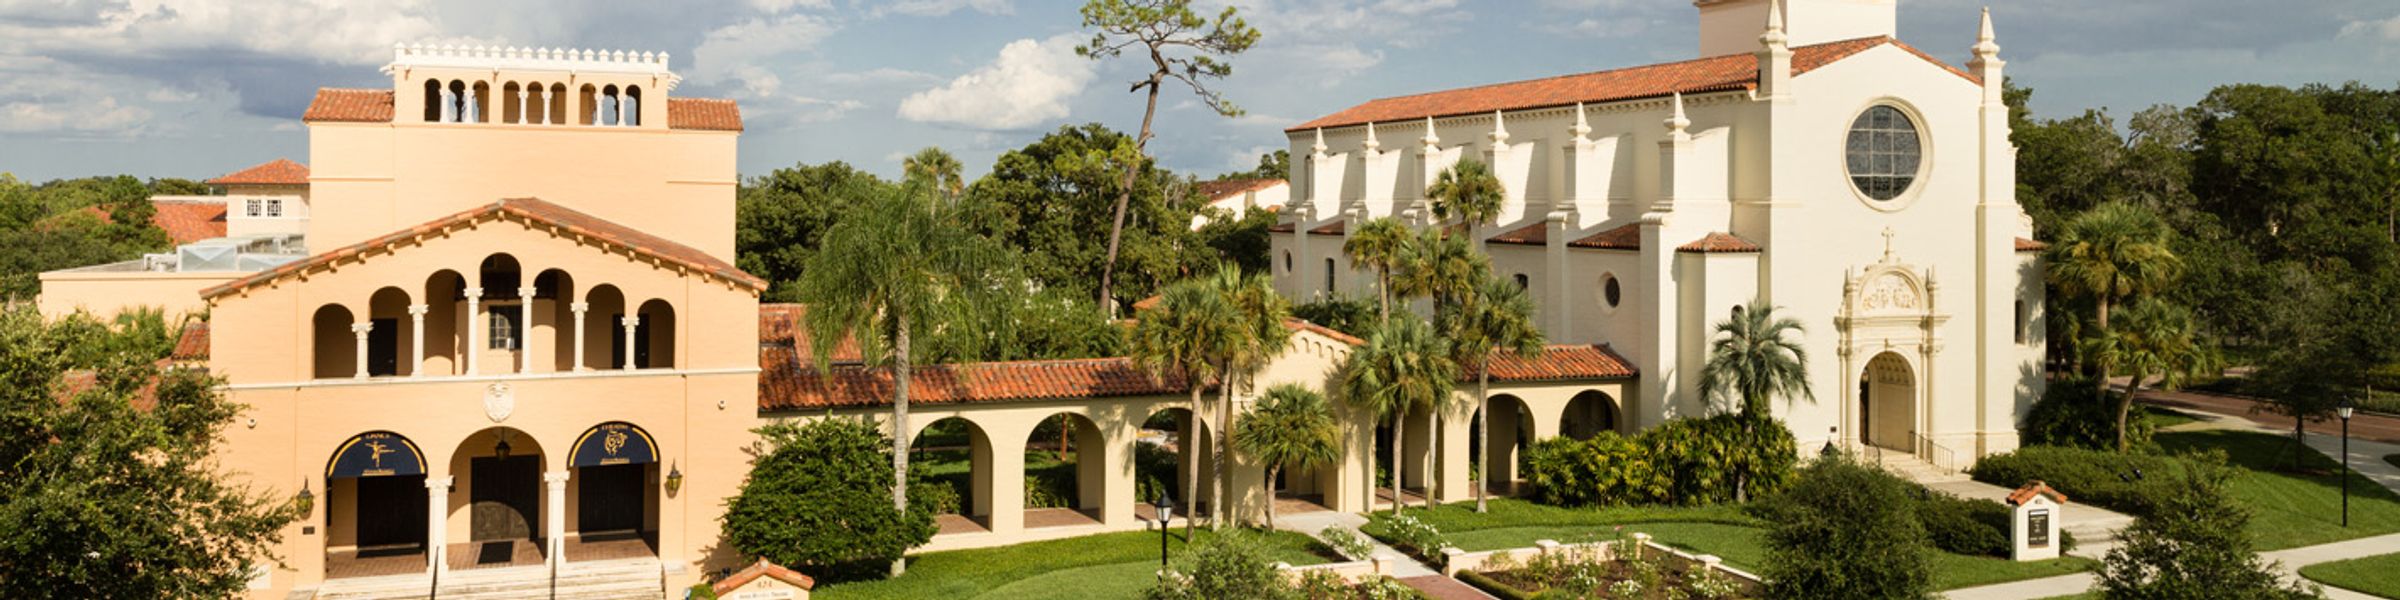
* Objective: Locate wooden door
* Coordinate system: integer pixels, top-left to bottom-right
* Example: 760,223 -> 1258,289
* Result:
469,456 -> 539,541
355,475 -> 427,549
576,464 -> 645,533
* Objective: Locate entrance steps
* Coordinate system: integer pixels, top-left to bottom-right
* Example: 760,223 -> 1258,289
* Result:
1871,452 -> 1969,484
309,558 -> 664,600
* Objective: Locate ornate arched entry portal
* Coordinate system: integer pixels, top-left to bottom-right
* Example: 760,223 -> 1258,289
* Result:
324,431 -> 431,576
1859,352 -> 1916,451
568,421 -> 660,558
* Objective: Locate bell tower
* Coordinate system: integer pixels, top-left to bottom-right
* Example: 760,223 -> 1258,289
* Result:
1694,0 -> 1897,57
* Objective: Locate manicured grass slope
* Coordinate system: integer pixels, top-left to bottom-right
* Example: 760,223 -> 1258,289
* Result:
2299,551 -> 2400,599
2155,429 -> 2400,550
1363,499 -> 2093,591
813,529 -> 1332,600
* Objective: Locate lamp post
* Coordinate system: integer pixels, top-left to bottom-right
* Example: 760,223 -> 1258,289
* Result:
1154,493 -> 1177,570
2340,395 -> 2356,528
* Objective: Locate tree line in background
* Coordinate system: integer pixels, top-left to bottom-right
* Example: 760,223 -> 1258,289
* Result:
0,174 -> 191,299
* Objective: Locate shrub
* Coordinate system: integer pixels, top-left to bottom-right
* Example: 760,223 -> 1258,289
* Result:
1025,471 -> 1076,509
1379,513 -> 1450,560
1756,455 -> 1933,600
1319,526 -> 1374,561
2022,378 -> 2159,450
1293,294 -> 1375,338
1457,569 -> 1537,600
1967,446 -> 2200,517
1524,413 -> 1796,506
908,480 -> 961,515
1144,530 -> 1296,600
2097,464 -> 2319,599
1914,492 -> 2009,558
722,417 -> 937,582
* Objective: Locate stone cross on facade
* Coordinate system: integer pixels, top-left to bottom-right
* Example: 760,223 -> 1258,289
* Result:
1880,226 -> 1897,261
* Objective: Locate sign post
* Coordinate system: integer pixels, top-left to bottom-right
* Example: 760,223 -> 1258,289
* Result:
2005,481 -> 2065,561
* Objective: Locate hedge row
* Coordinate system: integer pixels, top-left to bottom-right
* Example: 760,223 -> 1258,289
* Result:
1967,445 -> 2222,518
1525,413 -> 1799,507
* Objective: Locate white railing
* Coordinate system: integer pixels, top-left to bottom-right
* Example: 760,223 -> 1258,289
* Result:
392,44 -> 670,68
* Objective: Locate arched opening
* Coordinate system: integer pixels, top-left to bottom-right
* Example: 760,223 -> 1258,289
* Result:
565,422 -> 660,561
422,79 -> 443,122
1513,273 -> 1529,290
1282,251 -> 1292,274
1479,394 -> 1535,495
312,304 -> 357,379
448,427 -> 548,570
547,83 -> 567,125
1561,390 -> 1619,440
1860,352 -> 1916,452
1323,258 -> 1336,294
623,85 -> 641,126
2014,300 -> 2028,344
913,416 -> 994,534
583,285 -> 626,370
534,270 -> 577,372
1394,405 -> 1433,509
501,82 -> 522,124
422,270 -> 465,376
1136,407 -> 1209,524
478,255 -> 524,374
600,84 -> 621,126
578,84 -> 598,125
322,431 -> 430,578
367,287 -> 412,377
446,81 -> 468,123
635,299 -> 676,369
1023,412 -> 1105,528
469,81 -> 491,123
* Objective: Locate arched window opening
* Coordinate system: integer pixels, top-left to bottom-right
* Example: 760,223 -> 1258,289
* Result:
312,304 -> 357,379
1513,273 -> 1530,290
367,287 -> 412,377
584,285 -> 627,371
502,82 -> 523,124
422,270 -> 466,376
579,85 -> 598,126
2014,300 -> 2028,344
1323,258 -> 1336,294
1562,391 -> 1619,440
548,84 -> 568,125
623,86 -> 642,126
422,79 -> 443,122
447,81 -> 468,124
1024,412 -> 1106,527
636,299 -> 675,369
469,81 -> 490,123
913,417 -> 994,530
600,85 -> 621,126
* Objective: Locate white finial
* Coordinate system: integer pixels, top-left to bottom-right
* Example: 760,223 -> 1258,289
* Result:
658,52 -> 670,66
1363,122 -> 1381,151
1312,128 -> 1329,156
1420,116 -> 1440,147
1666,93 -> 1690,133
1973,7 -> 2000,57
1489,110 -> 1510,145
1570,102 -> 1591,138
1761,0 -> 1788,47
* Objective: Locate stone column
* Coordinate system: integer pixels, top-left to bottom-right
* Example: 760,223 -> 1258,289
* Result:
544,471 -> 570,568
619,315 -> 641,370
350,322 -> 372,379
517,286 -> 537,374
516,88 -> 528,124
407,304 -> 428,377
570,302 -> 589,372
426,476 -> 452,575
464,287 -> 484,376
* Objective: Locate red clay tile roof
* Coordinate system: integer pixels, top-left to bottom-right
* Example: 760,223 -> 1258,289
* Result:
760,303 -> 864,365
2006,480 -> 2067,506
1569,223 -> 1642,250
1677,232 -> 1762,253
200,197 -> 763,299
759,352 -> 1191,410
712,558 -> 815,596
1471,344 -> 1639,382
301,88 -> 744,131
1291,37 -> 1973,132
151,200 -> 229,243
2015,237 -> 2047,252
207,159 -> 310,186
1308,221 -> 1347,236
303,89 -> 395,123
666,98 -> 744,131
1488,222 -> 1548,246
1285,318 -> 1365,346
1197,178 -> 1284,202
172,320 -> 210,361
1268,220 -> 1297,233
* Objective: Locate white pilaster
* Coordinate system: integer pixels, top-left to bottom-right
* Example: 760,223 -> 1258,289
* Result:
426,476 -> 452,574
407,304 -> 428,377
349,322 -> 372,379
544,471 -> 569,568
464,287 -> 484,376
517,286 -> 537,374
570,302 -> 589,372
620,315 -> 642,370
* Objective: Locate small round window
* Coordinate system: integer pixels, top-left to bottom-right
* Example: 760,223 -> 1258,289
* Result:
1602,274 -> 1622,308
1846,105 -> 1922,201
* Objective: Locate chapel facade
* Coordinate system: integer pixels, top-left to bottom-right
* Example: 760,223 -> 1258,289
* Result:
1270,0 -> 2047,466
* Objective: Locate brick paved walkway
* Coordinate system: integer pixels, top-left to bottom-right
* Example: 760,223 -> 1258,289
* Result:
1400,575 -> 1499,600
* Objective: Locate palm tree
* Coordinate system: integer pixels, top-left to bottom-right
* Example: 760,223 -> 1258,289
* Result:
1204,264 -> 1292,528
2048,202 -> 2182,393
1343,217 -> 1413,321
902,146 -> 965,202
1131,278 -> 1239,534
1438,274 -> 1545,513
796,181 -> 999,575
1233,384 -> 1342,528
1698,303 -> 1815,417
2086,299 -> 2215,451
1339,313 -> 1457,514
1427,158 -> 1505,242
1393,228 -> 1489,309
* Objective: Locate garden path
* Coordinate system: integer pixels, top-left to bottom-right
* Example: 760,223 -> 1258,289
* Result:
1270,510 -> 1499,599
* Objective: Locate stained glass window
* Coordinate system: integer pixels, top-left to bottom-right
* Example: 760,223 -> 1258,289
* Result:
1847,105 -> 1921,201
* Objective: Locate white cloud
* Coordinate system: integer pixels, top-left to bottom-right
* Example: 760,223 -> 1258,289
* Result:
691,14 -> 838,98
748,0 -> 830,13
2341,15 -> 2400,41
897,35 -> 1094,130
873,0 -> 1013,18
0,96 -> 149,134
823,67 -> 939,85
0,0 -> 453,65
1373,0 -> 1457,16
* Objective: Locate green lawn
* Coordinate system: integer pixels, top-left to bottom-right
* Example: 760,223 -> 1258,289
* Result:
813,529 -> 1334,600
2156,429 -> 2400,550
2299,551 -> 2400,599
2146,406 -> 2203,430
1361,499 -> 2093,591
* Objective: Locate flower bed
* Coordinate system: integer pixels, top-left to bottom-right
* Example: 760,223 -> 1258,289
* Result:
1449,534 -> 1758,600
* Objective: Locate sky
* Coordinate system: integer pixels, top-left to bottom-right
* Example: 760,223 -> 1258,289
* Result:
0,0 -> 2395,185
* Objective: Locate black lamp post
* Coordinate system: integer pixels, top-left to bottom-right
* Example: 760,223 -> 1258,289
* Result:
1154,493 -> 1177,570
2340,394 -> 2357,528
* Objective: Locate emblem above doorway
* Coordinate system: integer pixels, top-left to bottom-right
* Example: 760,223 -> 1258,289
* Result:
485,382 -> 514,422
